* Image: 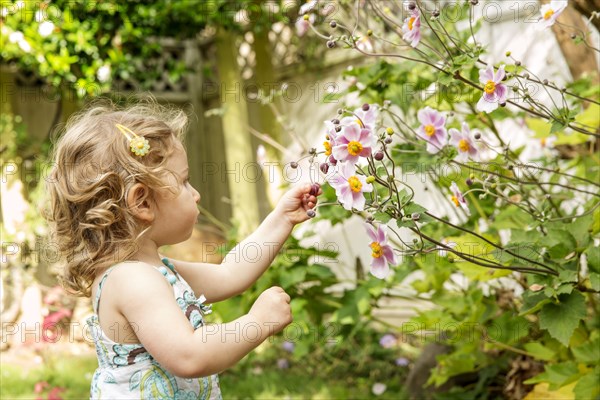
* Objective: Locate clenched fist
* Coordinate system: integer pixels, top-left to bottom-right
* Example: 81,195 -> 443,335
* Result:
248,286 -> 292,336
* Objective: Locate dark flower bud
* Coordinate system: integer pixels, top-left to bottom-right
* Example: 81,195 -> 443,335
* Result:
307,209 -> 316,218
309,183 -> 321,196
374,151 -> 384,161
329,155 -> 337,165
543,79 -> 548,85
330,20 -> 337,28
366,214 -> 374,222
466,178 -> 473,186
515,61 -> 521,66
523,73 -> 530,79
408,2 -> 416,10
411,213 -> 420,221
362,103 -> 370,111
309,147 -> 317,155
320,163 -> 329,174
332,118 -> 340,125
335,125 -> 342,132
570,33 -> 577,39
474,132 -> 481,140
432,10 -> 440,17
326,40 -> 336,48
384,137 -> 393,144
470,0 -> 479,5
337,108 -> 344,115
290,161 -> 298,169
500,102 -> 506,107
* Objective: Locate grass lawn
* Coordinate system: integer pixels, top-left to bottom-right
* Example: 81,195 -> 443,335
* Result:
1,353 -> 408,399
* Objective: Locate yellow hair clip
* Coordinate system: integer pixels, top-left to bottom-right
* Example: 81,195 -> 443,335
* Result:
115,123 -> 150,157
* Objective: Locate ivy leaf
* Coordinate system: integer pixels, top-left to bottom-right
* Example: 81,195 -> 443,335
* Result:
539,291 -> 587,346
524,362 -> 579,390
586,246 -> 600,274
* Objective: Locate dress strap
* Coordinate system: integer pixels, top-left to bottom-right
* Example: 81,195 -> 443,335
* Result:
93,266 -> 117,314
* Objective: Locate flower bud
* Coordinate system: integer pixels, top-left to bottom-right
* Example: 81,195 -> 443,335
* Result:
331,118 -> 340,125
374,151 -> 384,161
290,161 -> 298,169
490,183 -> 497,190
309,183 -> 321,196
366,176 -> 376,184
523,73 -> 530,79
335,125 -> 342,132
362,103 -> 370,111
474,132 -> 481,140
505,51 -> 511,57
329,155 -> 337,165
384,137 -> 393,144
466,178 -> 473,186
367,29 -> 373,36
470,173 -> 475,180
570,33 -> 577,39
337,108 -> 344,115
411,213 -> 420,221
500,102 -> 506,107
470,0 -> 479,4
432,10 -> 440,17
309,147 -> 316,155
326,40 -> 336,48
412,238 -> 418,244
366,214 -> 374,222
543,79 -> 548,85
330,20 -> 337,28
408,2 -> 416,10
307,209 -> 316,218
386,127 -> 394,135
303,14 -> 309,21
320,163 -> 329,174
515,61 -> 521,66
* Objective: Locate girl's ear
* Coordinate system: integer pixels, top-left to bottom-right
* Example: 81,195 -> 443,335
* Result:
126,183 -> 155,223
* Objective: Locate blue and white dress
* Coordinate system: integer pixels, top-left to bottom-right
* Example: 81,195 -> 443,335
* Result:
86,258 -> 222,399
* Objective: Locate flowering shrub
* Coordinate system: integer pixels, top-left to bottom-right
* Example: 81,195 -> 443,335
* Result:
302,0 -> 599,398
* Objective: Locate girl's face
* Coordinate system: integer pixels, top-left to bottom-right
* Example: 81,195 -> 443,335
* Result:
151,143 -> 201,246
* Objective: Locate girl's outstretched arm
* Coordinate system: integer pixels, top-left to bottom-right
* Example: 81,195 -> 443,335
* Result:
110,262 -> 292,377
170,183 -> 321,302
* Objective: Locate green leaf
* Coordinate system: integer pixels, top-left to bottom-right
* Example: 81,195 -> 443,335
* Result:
524,342 -> 556,361
589,272 -> 600,292
520,291 -> 552,316
539,291 -> 587,346
572,338 -> 600,364
574,370 -> 600,400
541,229 -> 577,259
524,362 -> 579,389
438,73 -> 453,85
550,120 -> 567,134
586,246 -> 600,273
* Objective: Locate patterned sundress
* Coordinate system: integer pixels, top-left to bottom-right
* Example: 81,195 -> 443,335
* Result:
86,258 -> 222,399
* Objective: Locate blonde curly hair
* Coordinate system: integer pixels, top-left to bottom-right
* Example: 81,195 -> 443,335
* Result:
44,98 -> 188,297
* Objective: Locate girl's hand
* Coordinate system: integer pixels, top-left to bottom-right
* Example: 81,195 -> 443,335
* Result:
275,183 -> 322,226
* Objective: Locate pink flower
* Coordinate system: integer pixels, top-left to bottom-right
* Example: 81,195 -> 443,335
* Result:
416,107 -> 447,154
476,65 -> 508,113
356,34 -> 374,52
295,14 -> 315,37
332,123 -> 376,164
402,9 -> 421,47
366,223 -> 397,279
328,162 -> 373,211
450,182 -> 470,216
449,122 -> 479,162
537,1 -> 567,30
340,104 -> 379,131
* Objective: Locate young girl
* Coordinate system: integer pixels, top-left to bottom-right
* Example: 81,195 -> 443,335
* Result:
44,100 -> 321,399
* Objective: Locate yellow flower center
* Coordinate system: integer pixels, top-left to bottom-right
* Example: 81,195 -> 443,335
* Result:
408,17 -> 416,31
451,195 -> 460,207
370,242 -> 383,258
348,176 -> 362,192
324,141 -> 332,156
424,124 -> 435,137
543,9 -> 554,20
540,137 -> 547,147
484,80 -> 496,95
347,141 -> 364,156
458,139 -> 470,152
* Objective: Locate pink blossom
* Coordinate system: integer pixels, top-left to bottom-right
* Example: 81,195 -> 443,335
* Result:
450,182 -> 470,216
366,223 -> 397,279
356,34 -> 374,52
295,14 -> 315,37
340,104 -> 378,131
476,65 -> 508,113
449,122 -> 479,161
328,162 -> 373,211
332,123 -> 376,164
416,107 -> 447,154
537,1 -> 567,30
402,9 -> 421,47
